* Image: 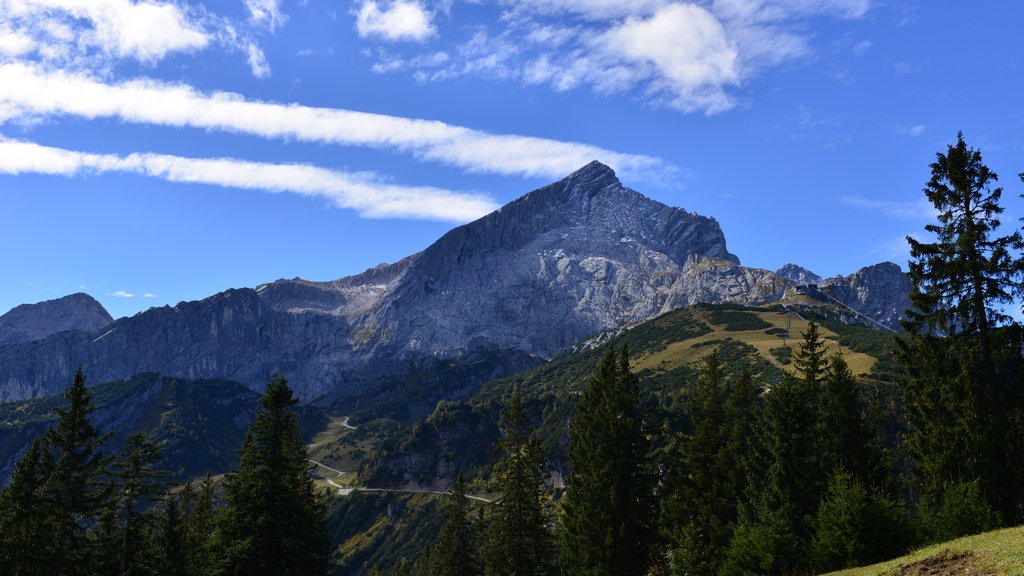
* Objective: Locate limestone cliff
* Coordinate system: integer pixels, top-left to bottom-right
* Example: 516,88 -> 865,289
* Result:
818,262 -> 913,331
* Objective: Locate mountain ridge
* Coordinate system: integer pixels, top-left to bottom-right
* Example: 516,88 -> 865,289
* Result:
0,162 -> 911,406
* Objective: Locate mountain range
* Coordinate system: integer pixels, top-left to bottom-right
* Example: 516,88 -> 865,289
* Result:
0,161 -> 911,407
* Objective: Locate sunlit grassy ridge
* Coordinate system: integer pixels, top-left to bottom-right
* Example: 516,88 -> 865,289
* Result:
823,526 -> 1024,576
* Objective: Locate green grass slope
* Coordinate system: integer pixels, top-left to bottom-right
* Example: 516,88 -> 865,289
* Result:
823,526 -> 1024,576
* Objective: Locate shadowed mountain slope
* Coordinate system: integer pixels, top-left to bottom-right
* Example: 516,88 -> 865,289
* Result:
0,293 -> 112,347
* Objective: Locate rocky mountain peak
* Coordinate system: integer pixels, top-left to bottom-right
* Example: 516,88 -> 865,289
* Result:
420,160 -> 739,275
0,164 -> 912,406
819,262 -> 912,330
0,293 -> 113,347
775,264 -> 822,283
548,160 -> 622,206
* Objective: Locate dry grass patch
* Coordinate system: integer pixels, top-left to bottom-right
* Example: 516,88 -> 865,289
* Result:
632,309 -> 879,376
306,415 -> 376,475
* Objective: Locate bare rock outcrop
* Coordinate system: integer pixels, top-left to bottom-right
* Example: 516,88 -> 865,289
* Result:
774,264 -> 822,284
0,293 -> 112,347
819,262 -> 913,331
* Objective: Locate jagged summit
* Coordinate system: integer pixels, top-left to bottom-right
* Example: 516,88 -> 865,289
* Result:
517,160 -> 622,207
427,161 -> 739,270
818,262 -> 911,330
775,264 -> 822,283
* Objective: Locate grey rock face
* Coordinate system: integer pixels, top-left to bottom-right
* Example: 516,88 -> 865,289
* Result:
818,262 -> 913,331
774,264 -> 822,284
0,293 -> 112,347
0,162 -> 910,405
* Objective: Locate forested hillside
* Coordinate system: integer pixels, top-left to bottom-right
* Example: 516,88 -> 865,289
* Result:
1,134 -> 1022,576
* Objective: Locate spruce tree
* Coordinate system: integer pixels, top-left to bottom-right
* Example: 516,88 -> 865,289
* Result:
114,432 -> 168,576
483,396 -> 553,576
724,369 -> 760,510
808,471 -> 906,571
794,319 -> 827,386
412,544 -> 434,576
214,375 -> 330,576
158,497 -> 189,576
559,344 -> 657,576
183,472 -> 218,576
431,471 -> 482,576
820,354 -> 875,482
896,132 -> 1024,522
0,438 -> 57,576
665,349 -> 732,576
43,366 -> 115,575
723,325 -> 827,574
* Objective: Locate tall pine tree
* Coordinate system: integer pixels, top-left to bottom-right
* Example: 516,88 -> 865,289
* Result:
483,395 -> 553,576
158,497 -> 189,576
0,438 -> 57,576
43,366 -> 116,576
665,349 -> 733,576
214,375 -> 331,576
722,323 -> 827,575
896,132 -> 1024,523
182,472 -> 218,576
113,432 -> 168,576
820,354 -> 876,483
559,344 -> 657,576
431,471 -> 482,576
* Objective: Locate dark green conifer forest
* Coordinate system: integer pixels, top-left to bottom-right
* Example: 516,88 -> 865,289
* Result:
0,372 -> 329,576
2,134 -> 1023,575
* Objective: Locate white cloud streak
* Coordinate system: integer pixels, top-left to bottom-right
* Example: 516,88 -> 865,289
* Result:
896,123 -> 927,137
499,0 -> 669,20
0,0 -> 210,63
506,0 -> 871,21
246,43 -> 271,78
245,0 -> 287,30
110,290 -> 134,297
355,0 -> 436,42
0,62 -> 666,181
840,196 -> 938,221
0,136 -> 501,221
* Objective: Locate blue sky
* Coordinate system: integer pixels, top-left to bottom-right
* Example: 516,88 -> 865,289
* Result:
1,0 -> 1022,319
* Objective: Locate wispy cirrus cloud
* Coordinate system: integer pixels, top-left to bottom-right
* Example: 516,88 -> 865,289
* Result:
0,62 -> 667,181
841,196 -> 938,220
0,136 -> 501,221
0,0 -> 210,64
896,123 -> 927,137
361,0 -> 873,114
0,0 -> 288,78
245,0 -> 287,31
